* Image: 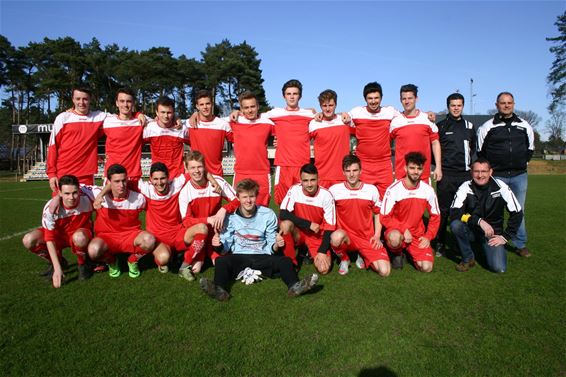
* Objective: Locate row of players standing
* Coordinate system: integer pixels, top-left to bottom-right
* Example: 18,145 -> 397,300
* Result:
22,80 -> 534,293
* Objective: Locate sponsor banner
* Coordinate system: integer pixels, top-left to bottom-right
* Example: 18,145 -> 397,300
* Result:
12,124 -> 54,134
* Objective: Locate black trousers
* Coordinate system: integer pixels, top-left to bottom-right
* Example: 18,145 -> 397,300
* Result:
214,254 -> 298,290
436,173 -> 470,244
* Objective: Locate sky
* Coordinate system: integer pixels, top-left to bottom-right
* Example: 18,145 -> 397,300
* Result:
1,1 -> 564,138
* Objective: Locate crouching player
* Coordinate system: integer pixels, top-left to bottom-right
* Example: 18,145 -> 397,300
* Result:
329,155 -> 390,277
380,152 -> 440,272
279,163 -> 336,274
200,179 -> 318,301
22,175 -> 94,287
87,164 -> 156,278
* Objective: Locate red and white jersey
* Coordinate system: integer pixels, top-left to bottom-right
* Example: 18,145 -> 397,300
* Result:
329,182 -> 380,240
137,174 -> 189,237
390,110 -> 439,180
143,120 -> 189,178
265,107 -> 313,167
178,176 -> 237,223
47,110 -> 106,179
280,183 -> 336,231
82,186 -> 146,235
189,117 -> 233,176
231,115 -> 273,175
102,114 -> 144,178
41,192 -> 93,242
309,116 -> 353,181
349,106 -> 399,163
380,179 -> 440,240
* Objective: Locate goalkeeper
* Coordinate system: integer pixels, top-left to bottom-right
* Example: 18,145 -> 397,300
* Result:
200,179 -> 318,301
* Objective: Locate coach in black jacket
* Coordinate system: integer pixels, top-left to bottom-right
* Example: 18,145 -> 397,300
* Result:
477,92 -> 534,258
435,93 -> 476,256
450,158 -> 523,273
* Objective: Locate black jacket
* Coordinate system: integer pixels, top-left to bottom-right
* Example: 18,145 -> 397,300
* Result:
477,113 -> 534,177
449,177 -> 523,240
437,115 -> 476,175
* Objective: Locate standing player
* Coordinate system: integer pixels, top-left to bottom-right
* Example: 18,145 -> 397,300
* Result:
143,96 -> 189,178
22,175 -> 94,287
309,89 -> 353,188
230,91 -> 274,206
47,87 -> 106,191
86,164 -> 156,278
279,163 -> 336,274
390,84 -> 442,183
329,155 -> 390,277
189,90 -> 233,176
380,152 -> 440,273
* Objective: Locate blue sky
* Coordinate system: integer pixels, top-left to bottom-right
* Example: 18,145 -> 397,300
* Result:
1,1 -> 564,138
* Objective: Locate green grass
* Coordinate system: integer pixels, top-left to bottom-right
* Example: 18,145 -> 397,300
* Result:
1,176 -> 565,377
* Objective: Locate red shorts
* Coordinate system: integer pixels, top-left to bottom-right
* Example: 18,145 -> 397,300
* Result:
318,179 -> 343,189
153,225 -> 188,252
274,166 -> 301,205
335,231 -> 389,267
38,227 -> 92,253
233,171 -> 272,207
297,229 -> 330,259
98,230 -> 142,254
384,228 -> 434,263
360,160 -> 393,198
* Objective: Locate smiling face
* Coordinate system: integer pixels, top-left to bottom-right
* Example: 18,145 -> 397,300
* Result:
496,94 -> 515,118
196,96 -> 214,119
237,190 -> 257,215
343,163 -> 361,188
150,170 -> 169,195
448,98 -> 464,119
300,172 -> 319,196
404,162 -> 423,185
116,92 -> 135,118
365,91 -> 382,113
400,91 -> 417,114
472,162 -> 492,186
240,98 -> 259,120
72,90 -> 91,115
186,159 -> 206,185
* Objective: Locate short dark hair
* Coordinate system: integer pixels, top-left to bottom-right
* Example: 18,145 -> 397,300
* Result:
496,91 -> 514,102
472,157 -> 492,169
282,79 -> 302,98
300,163 -> 318,176
236,179 -> 260,196
342,154 -> 361,171
400,84 -> 418,97
116,87 -> 136,101
363,82 -> 383,99
238,91 -> 257,104
404,151 -> 426,167
318,89 -> 337,104
150,162 -> 169,177
72,87 -> 92,98
58,175 -> 79,189
446,92 -> 465,107
196,89 -> 213,102
107,164 -> 127,180
156,96 -> 175,110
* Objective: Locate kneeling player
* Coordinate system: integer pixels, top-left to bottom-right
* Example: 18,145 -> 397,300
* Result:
329,155 -> 390,277
380,152 -> 440,272
22,175 -> 94,287
279,163 -> 336,274
200,179 -> 318,301
86,164 -> 156,278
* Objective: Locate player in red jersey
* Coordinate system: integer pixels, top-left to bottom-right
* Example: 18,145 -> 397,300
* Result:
390,84 -> 442,183
143,96 -> 189,178
178,151 -> 240,270
309,89 -> 353,189
86,164 -> 156,278
279,163 -> 336,274
22,175 -> 94,287
329,155 -> 390,277
47,87 -> 106,191
380,152 -> 440,273
230,91 -> 273,206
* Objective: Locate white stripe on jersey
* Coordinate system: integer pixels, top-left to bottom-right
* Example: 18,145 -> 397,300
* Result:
178,176 -> 236,218
329,182 -> 381,209
265,107 -> 314,119
308,116 -> 353,132
195,117 -> 233,131
41,195 -> 93,230
82,185 -> 146,210
103,114 -> 142,129
143,121 -> 188,139
236,114 -> 274,125
381,180 -> 439,216
49,110 -> 106,145
389,111 -> 438,133
349,105 -> 398,121
280,183 -> 336,226
137,174 -> 188,201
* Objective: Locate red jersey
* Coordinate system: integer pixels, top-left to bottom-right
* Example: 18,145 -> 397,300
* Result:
143,120 -> 189,178
47,110 -> 106,179
137,174 -> 189,237
329,182 -> 381,240
189,117 -> 233,176
390,110 -> 439,180
41,192 -> 93,242
102,114 -> 144,179
83,186 -> 146,235
280,183 -> 336,232
178,175 -> 238,225
266,108 -> 313,167
309,116 -> 353,181
231,115 -> 273,175
350,106 -> 399,163
380,179 -> 440,240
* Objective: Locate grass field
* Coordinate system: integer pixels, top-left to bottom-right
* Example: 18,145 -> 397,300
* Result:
1,175 -> 565,377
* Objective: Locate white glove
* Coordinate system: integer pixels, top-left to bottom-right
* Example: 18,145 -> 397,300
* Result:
236,267 -> 263,285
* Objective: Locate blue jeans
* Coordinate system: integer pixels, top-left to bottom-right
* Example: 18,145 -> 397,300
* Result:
450,220 -> 507,273
494,173 -> 527,249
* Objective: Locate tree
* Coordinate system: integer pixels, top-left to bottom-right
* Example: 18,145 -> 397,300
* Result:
545,111 -> 566,150
547,11 -> 566,112
515,110 -> 542,129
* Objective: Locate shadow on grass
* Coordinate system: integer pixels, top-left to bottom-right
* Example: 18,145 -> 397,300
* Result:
358,366 -> 398,377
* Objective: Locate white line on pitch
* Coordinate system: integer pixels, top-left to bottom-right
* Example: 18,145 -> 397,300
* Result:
0,228 -> 37,242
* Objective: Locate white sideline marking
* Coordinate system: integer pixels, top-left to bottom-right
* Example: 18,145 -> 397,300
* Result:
0,197 -> 45,202
0,228 -> 36,242
0,187 -> 47,193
